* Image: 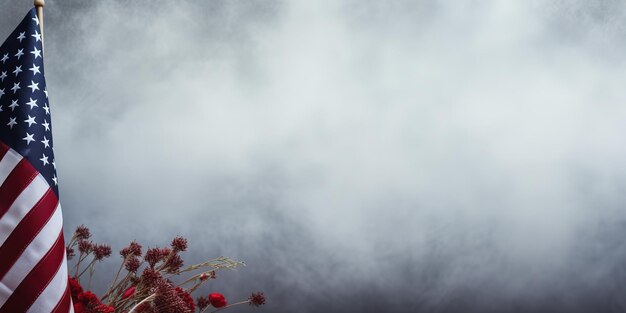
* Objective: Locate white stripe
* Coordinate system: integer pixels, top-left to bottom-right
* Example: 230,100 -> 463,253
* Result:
27,238 -> 69,313
0,174 -> 49,246
0,204 -> 62,307
0,149 -> 22,187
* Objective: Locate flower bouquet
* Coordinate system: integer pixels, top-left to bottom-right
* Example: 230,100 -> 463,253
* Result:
65,226 -> 265,313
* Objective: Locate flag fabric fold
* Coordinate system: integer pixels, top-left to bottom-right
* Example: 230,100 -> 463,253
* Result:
0,8 -> 72,313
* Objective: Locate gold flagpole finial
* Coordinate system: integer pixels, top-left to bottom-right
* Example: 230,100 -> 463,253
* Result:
34,0 -> 45,49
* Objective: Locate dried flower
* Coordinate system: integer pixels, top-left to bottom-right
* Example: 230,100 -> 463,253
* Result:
171,236 -> 188,252
248,292 -> 266,307
66,247 -> 75,260
144,247 -> 170,268
152,281 -> 194,313
122,286 -> 136,300
120,241 -> 143,258
140,267 -> 162,289
125,256 -> 141,273
68,276 -> 83,302
64,225 -> 260,313
78,240 -> 93,254
164,253 -> 184,273
94,244 -> 112,260
75,225 -> 91,240
209,293 -> 227,308
176,287 -> 195,312
196,296 -> 210,311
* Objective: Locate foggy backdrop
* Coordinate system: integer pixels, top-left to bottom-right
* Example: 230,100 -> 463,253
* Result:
2,1 -> 626,312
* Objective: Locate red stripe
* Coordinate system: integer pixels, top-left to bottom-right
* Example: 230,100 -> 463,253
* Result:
0,158 -> 38,220
0,142 -> 10,161
0,188 -> 57,280
50,281 -> 71,313
0,231 -> 65,313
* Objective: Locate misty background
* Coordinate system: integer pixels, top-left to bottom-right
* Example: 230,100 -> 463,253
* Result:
3,0 -> 626,312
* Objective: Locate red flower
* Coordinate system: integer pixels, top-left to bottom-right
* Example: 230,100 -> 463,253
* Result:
175,287 -> 195,311
73,302 -> 86,313
68,276 -> 83,302
209,293 -> 227,308
122,286 -> 136,299
94,304 -> 115,313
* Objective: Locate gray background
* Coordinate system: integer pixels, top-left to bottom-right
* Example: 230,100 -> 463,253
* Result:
2,1 -> 626,312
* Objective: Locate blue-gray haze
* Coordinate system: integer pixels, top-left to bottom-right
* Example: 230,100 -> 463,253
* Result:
2,1 -> 626,312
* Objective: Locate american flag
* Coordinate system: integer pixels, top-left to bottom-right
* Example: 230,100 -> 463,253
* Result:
0,8 -> 72,313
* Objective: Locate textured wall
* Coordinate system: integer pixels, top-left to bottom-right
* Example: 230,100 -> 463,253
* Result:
2,1 -> 626,312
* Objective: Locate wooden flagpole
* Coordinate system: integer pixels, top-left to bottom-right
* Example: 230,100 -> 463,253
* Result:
34,0 -> 44,50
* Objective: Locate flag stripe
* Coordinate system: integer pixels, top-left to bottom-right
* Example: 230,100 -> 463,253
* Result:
0,149 -> 23,194
0,204 -> 62,307
0,144 -> 10,164
0,188 -> 56,280
0,158 -> 38,220
0,230 -> 65,313
28,251 -> 70,313
49,282 -> 71,313
0,174 -> 50,247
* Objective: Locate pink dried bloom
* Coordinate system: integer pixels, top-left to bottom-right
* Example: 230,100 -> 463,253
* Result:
94,244 -> 112,260
78,240 -> 93,254
140,267 -> 162,289
144,247 -> 171,268
75,225 -> 91,240
66,247 -> 75,260
196,296 -> 210,311
152,280 -> 193,313
199,270 -> 216,281
170,236 -> 187,252
125,256 -> 141,273
164,253 -> 184,273
120,241 -> 143,258
248,292 -> 266,307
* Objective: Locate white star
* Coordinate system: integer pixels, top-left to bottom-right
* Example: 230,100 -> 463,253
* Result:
32,31 -> 41,42
11,82 -> 20,94
15,49 -> 24,60
43,88 -> 48,98
31,47 -> 41,59
0,71 -> 6,82
1,54 -> 8,63
52,160 -> 56,169
24,115 -> 37,127
17,32 -> 25,42
32,16 -> 39,26
42,119 -> 50,131
27,81 -> 39,93
0,105 -> 3,113
9,100 -> 18,111
43,104 -> 50,115
0,88 -> 4,99
26,98 -> 38,109
7,117 -> 17,129
22,133 -> 35,145
40,153 -> 49,166
13,65 -> 22,77
52,175 -> 57,185
41,136 -> 50,148
29,64 -> 40,75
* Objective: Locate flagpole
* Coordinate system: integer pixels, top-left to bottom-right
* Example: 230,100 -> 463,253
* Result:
34,0 -> 44,50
